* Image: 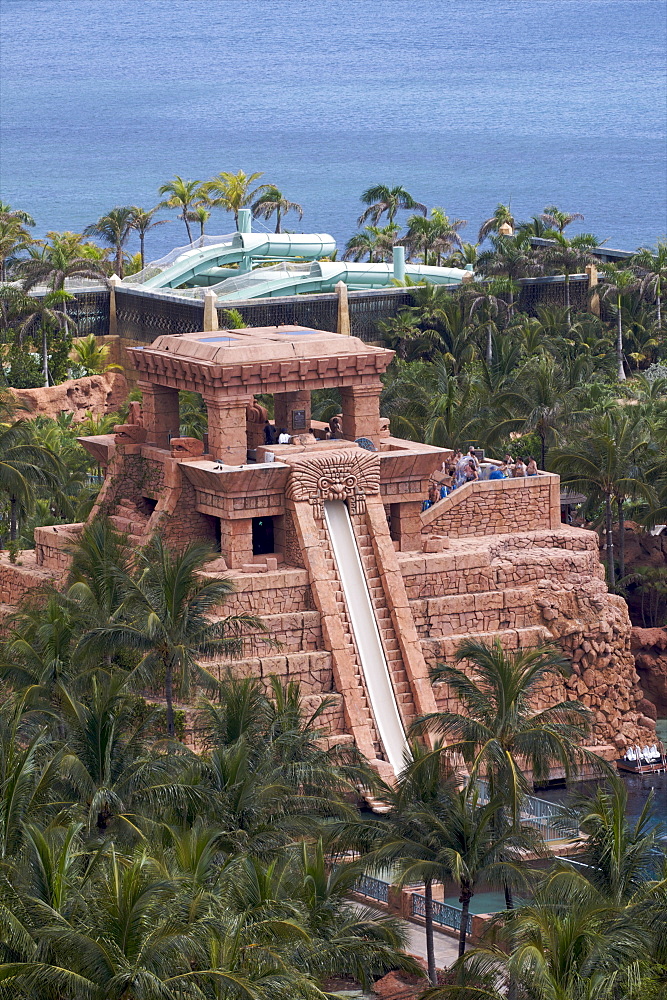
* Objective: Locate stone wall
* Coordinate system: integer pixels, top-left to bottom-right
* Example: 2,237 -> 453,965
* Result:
11,373 -> 126,422
421,475 -> 560,539
403,528 -> 655,749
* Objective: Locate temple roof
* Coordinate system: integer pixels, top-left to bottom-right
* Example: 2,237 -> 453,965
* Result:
127,326 -> 394,396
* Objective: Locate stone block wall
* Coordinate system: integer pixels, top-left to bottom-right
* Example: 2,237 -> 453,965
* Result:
421,475 -> 559,539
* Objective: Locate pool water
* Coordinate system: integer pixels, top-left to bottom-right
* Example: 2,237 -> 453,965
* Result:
536,774 -> 667,836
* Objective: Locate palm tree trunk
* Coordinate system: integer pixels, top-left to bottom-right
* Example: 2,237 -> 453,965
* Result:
617,495 -> 625,581
540,432 -> 546,471
42,326 -> 49,386
605,493 -> 614,585
486,323 -> 493,365
458,890 -> 471,959
656,279 -> 662,330
165,660 -> 175,736
183,213 -> 193,244
616,295 -> 626,380
275,206 -> 281,234
9,496 -> 18,542
139,233 -> 145,269
424,879 -> 437,986
565,273 -> 571,328
116,245 -> 124,279
504,883 -> 514,909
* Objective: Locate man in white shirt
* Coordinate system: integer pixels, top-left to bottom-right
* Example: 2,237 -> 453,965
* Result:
277,429 -> 291,444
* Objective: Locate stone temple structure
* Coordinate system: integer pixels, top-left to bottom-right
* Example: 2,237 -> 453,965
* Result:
2,325 -> 654,772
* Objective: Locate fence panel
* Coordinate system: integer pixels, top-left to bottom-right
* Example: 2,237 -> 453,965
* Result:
353,874 -> 390,904
115,288 -> 205,343
411,893 -> 472,934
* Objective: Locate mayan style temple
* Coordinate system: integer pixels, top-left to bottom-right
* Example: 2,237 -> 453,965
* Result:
6,325 -> 653,773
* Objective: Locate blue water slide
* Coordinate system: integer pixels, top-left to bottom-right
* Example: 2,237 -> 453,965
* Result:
136,232 -> 336,290
205,259 -> 468,301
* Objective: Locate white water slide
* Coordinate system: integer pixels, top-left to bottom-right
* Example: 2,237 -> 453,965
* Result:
323,501 -> 410,775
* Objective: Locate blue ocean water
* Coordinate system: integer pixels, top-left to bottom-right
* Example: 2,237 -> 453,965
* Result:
0,0 -> 665,259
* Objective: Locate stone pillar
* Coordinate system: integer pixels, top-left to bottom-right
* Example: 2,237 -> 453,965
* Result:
138,381 -> 180,449
108,274 -> 121,336
203,290 -> 219,332
219,516 -> 253,568
336,281 -> 350,336
587,263 -> 600,317
391,501 -> 423,552
274,389 -> 311,436
204,395 -> 251,466
340,382 -> 383,444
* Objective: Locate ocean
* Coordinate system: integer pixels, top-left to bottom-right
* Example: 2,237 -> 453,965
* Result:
0,0 -> 665,260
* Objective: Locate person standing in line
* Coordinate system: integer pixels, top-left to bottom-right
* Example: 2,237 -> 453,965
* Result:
513,457 -> 527,477
526,456 -> 539,476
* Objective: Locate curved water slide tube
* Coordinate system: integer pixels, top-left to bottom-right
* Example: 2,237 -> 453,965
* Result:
323,500 -> 410,775
199,259 -> 469,301
136,233 -> 337,290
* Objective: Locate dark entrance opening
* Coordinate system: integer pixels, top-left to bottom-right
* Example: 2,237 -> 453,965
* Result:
252,516 -> 274,556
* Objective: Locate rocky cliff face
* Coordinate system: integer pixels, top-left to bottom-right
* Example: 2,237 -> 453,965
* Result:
630,627 -> 667,719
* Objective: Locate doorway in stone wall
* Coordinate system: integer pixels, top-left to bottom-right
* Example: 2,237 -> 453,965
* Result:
252,516 -> 274,556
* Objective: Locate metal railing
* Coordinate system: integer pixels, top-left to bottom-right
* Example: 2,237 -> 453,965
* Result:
353,874 -> 390,904
476,780 -> 579,842
411,893 -> 472,935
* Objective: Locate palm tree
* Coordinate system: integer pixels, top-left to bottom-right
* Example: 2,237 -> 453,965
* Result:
597,263 -> 638,381
20,231 -> 109,292
0,418 -> 61,541
477,203 -> 514,243
157,175 -> 203,243
58,675 -> 192,832
128,206 -> 168,268
83,206 -> 135,278
381,355 -> 482,447
374,747 -> 535,973
400,208 -> 467,265
287,839 -> 418,989
357,184 -> 426,226
476,233 -> 542,306
550,410 -> 654,583
461,279 -> 512,364
0,201 -> 36,227
81,539 -> 264,736
72,333 -> 123,375
492,353 -> 584,469
188,203 -> 211,239
411,639 -> 596,878
202,170 -> 269,228
633,241 -> 667,329
539,233 -> 597,329
251,186 -> 303,233
540,204 -> 585,234
344,223 -> 399,262
2,287 -> 77,386
0,215 -> 34,282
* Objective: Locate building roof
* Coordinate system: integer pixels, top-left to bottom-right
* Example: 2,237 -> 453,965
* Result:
127,326 -> 394,397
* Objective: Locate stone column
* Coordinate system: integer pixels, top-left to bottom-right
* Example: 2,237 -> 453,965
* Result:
336,281 -> 350,336
108,274 -> 121,336
274,389 -> 311,436
219,516 -> 253,568
203,290 -> 219,332
204,395 -> 251,466
391,501 -> 423,551
340,382 -> 383,444
587,263 -> 600,317
138,381 -> 180,449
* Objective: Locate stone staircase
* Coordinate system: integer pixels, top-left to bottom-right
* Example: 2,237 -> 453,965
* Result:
317,521 -> 383,760
108,498 -> 151,549
353,513 -> 417,728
